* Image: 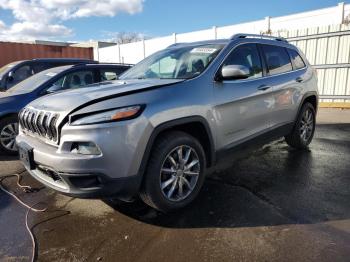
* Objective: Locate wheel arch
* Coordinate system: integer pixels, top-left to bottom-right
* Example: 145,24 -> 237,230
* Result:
296,92 -> 318,120
137,116 -> 216,179
0,112 -> 19,123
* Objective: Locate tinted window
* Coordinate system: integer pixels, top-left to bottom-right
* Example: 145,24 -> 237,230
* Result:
47,70 -> 95,92
288,49 -> 306,70
7,64 -> 34,88
32,63 -> 51,73
262,45 -> 292,75
223,43 -> 262,79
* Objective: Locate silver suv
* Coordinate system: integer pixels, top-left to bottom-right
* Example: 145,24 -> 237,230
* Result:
16,34 -> 318,212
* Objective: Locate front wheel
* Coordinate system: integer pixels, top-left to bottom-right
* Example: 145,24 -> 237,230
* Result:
285,102 -> 316,149
0,116 -> 19,155
140,131 -> 206,212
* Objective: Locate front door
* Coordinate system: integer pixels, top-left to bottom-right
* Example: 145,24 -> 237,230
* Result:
213,43 -> 274,149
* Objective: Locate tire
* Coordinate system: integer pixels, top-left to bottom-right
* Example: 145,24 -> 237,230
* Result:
285,102 -> 316,149
140,131 -> 206,212
0,116 -> 19,155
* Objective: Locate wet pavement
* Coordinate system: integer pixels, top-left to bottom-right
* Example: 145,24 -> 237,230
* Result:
0,108 -> 349,262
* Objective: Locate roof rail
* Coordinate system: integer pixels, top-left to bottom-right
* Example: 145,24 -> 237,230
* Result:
230,33 -> 288,43
167,43 -> 184,48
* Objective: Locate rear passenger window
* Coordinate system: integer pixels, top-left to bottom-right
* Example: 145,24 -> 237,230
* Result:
288,49 -> 306,70
32,63 -> 50,73
223,43 -> 262,79
262,45 -> 292,75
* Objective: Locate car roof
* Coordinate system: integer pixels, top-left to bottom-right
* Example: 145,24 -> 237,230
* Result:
29,58 -> 96,63
39,63 -> 132,73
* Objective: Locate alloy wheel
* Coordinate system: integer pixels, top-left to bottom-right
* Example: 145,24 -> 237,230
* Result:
160,145 -> 200,202
0,123 -> 19,152
299,109 -> 314,142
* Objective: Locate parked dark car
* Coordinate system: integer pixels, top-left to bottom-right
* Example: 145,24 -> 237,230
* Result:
0,58 -> 97,91
0,63 -> 131,154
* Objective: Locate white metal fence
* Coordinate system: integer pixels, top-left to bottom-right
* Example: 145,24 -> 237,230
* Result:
280,24 -> 350,102
98,2 -> 350,102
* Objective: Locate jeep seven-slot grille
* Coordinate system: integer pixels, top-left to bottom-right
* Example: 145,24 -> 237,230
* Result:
19,108 -> 59,142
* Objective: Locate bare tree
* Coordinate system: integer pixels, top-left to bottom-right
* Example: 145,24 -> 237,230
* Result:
109,32 -> 145,44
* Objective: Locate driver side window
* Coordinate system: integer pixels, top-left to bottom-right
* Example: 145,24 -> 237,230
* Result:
223,44 -> 262,79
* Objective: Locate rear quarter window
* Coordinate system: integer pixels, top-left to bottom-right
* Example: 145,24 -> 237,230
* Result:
287,49 -> 306,70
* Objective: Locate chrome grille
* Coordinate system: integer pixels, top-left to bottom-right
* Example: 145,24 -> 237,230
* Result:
19,108 -> 60,142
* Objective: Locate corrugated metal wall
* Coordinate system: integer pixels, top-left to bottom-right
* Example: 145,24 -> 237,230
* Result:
277,24 -> 350,103
0,42 -> 93,67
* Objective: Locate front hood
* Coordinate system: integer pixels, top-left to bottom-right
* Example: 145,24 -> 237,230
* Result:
26,78 -> 183,116
0,93 -> 25,106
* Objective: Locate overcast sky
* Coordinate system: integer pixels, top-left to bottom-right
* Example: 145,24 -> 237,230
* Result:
0,0 -> 347,42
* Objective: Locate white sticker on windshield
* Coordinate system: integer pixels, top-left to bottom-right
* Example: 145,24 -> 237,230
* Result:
190,47 -> 218,54
45,72 -> 57,77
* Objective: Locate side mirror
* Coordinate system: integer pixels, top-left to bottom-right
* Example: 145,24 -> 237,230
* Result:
7,71 -> 14,82
218,65 -> 250,81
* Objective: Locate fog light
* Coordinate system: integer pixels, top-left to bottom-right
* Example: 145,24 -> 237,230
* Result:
71,142 -> 101,155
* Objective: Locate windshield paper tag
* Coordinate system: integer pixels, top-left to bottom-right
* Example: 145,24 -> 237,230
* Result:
190,48 -> 217,54
46,72 -> 57,77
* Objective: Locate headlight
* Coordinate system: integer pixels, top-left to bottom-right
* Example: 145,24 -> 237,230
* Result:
70,105 -> 143,126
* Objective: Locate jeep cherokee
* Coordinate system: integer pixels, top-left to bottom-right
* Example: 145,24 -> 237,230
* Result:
16,34 -> 318,212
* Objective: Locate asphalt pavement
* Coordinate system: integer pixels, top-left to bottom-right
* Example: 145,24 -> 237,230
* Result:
0,108 -> 349,262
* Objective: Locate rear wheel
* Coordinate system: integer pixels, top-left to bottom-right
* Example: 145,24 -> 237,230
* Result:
0,116 -> 19,155
285,102 -> 316,149
140,131 -> 206,212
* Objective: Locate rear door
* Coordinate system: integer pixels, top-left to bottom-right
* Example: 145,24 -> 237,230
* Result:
259,44 -> 305,128
213,43 -> 274,149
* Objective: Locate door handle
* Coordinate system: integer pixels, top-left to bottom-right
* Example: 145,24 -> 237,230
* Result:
295,77 -> 304,83
257,84 -> 271,91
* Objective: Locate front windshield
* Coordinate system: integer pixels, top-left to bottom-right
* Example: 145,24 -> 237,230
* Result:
120,44 -> 224,80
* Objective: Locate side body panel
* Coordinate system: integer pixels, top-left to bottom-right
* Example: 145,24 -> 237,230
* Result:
213,78 -> 273,149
